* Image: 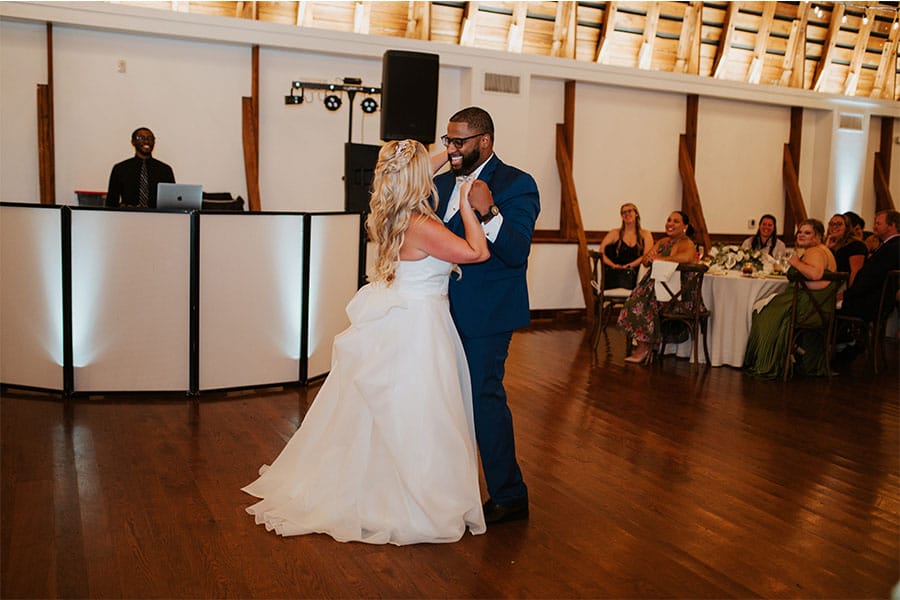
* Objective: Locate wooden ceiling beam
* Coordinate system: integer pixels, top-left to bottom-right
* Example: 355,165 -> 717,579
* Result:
812,3 -> 844,92
871,17 -> 900,99
507,2 -> 527,53
674,1 -> 702,74
779,2 -> 809,88
459,2 -> 479,46
595,1 -> 617,64
712,2 -> 739,79
353,2 -> 371,35
405,2 -> 431,40
551,1 -> 576,59
844,8 -> 875,95
747,1 -> 776,84
638,2 -> 661,70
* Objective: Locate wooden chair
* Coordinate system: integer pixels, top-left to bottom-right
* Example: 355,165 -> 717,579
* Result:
783,270 -> 848,381
835,269 -> 900,375
656,263 -> 711,366
588,249 -> 634,349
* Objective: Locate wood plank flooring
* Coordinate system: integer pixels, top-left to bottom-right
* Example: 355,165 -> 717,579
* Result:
2,321 -> 898,599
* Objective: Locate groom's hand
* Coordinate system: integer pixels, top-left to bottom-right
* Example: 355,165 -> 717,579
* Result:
467,180 -> 493,214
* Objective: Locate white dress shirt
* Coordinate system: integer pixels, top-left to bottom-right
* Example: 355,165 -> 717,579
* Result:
442,155 -> 503,242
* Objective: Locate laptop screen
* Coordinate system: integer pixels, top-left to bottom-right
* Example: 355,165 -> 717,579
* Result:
157,183 -> 203,211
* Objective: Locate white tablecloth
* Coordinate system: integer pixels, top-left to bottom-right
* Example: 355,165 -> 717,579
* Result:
665,270 -> 789,367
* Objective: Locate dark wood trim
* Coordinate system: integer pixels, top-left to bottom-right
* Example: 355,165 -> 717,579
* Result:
874,117 -> 894,212
242,45 -> 261,211
37,23 -> 55,205
782,107 -> 805,243
555,121 -> 593,314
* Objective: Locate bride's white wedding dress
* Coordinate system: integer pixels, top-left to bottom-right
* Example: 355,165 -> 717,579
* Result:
242,255 -> 486,545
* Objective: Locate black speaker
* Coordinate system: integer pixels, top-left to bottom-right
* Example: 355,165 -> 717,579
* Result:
380,50 -> 439,144
344,142 -> 380,213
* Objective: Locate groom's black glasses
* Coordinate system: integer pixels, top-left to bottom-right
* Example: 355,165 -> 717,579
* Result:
440,133 -> 485,148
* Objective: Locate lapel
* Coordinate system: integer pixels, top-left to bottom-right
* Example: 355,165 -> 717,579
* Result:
436,155 -> 501,229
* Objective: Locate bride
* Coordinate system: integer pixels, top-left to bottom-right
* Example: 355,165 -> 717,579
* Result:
242,139 -> 489,545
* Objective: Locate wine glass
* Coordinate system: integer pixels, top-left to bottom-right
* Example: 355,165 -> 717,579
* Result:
695,245 -> 705,263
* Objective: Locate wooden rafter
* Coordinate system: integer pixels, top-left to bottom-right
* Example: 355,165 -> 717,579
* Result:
459,2 -> 479,46
595,1 -> 617,63
507,2 -> 527,53
405,1 -> 431,40
296,1 -> 309,26
813,3 -> 845,92
712,1 -> 739,79
549,0 -> 569,57
353,1 -> 371,35
844,9 -> 876,95
779,2 -> 809,88
674,1 -> 702,74
871,19 -> 900,99
747,1 -> 776,84
638,2 -> 661,70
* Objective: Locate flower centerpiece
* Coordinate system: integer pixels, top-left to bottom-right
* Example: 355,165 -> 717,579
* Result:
706,244 -> 767,273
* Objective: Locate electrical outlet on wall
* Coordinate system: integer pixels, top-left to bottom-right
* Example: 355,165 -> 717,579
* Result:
748,219 -> 756,229
117,59 -> 127,73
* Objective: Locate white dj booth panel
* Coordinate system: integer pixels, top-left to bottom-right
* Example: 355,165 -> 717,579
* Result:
199,213 -> 304,390
306,214 -> 361,380
0,205 -> 64,390
70,209 -> 191,392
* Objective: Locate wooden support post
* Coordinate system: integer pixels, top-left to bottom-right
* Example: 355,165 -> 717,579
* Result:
242,45 -> 261,212
37,23 -> 55,205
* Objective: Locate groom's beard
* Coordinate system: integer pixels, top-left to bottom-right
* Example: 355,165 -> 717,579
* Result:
450,147 -> 482,176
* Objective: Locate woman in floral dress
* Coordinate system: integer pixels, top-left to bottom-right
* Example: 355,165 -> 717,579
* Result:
618,211 -> 701,364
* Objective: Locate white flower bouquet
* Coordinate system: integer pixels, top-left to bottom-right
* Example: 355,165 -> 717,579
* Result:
706,244 -> 774,274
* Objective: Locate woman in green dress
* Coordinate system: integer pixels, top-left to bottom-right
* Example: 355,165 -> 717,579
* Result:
744,218 -> 838,379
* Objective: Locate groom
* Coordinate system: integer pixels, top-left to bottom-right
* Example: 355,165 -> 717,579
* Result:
434,107 -> 540,524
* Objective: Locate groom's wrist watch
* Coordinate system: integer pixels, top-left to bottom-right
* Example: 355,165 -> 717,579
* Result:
480,205 -> 499,224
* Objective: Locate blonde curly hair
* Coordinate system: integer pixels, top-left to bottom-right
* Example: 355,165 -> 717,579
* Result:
366,139 -> 440,285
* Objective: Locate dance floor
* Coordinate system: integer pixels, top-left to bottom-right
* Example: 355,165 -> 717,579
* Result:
2,320 -> 898,598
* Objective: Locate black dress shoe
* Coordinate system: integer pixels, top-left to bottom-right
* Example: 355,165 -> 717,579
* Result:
482,500 -> 529,524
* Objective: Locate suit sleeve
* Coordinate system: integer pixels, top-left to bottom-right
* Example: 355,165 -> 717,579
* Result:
489,169 -> 540,268
106,163 -> 123,207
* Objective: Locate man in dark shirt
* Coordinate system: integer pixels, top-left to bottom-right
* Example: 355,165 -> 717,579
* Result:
841,209 -> 900,322
106,127 -> 175,208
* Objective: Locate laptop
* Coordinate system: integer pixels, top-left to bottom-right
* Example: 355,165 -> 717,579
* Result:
157,183 -> 203,210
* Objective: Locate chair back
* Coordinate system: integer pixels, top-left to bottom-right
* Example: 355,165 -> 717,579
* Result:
787,270 -> 847,330
657,263 -> 711,365
658,263 -> 708,316
783,270 -> 848,380
876,269 -> 900,323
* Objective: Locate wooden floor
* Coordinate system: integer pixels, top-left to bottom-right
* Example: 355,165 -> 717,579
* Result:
2,321 -> 898,599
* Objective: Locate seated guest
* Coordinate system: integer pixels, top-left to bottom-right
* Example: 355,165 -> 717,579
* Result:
617,211 -> 699,364
741,214 -> 786,259
597,203 -> 655,290
844,210 -> 880,254
841,209 -> 900,323
744,219 -> 837,379
825,213 -> 866,286
106,127 -> 175,208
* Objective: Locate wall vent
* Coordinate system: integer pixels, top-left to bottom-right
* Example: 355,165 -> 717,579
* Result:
483,72 -> 521,95
838,113 -> 864,131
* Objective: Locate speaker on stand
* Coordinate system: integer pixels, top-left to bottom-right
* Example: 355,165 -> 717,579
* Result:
380,50 -> 439,144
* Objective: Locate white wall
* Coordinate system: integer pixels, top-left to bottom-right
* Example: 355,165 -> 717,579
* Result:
0,20 -> 44,203
573,83 -> 684,232
53,26 -> 249,205
696,98 -> 792,235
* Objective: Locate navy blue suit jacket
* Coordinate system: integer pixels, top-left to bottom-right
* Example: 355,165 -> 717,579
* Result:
842,234 -> 900,321
435,155 -> 540,338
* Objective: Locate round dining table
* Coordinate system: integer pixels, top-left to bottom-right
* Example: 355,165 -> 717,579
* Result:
666,269 -> 789,367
